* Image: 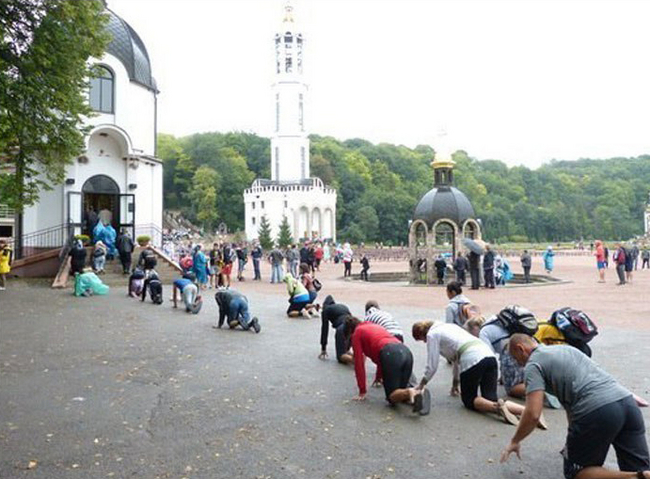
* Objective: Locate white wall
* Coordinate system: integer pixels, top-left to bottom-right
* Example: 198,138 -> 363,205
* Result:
244,183 -> 336,242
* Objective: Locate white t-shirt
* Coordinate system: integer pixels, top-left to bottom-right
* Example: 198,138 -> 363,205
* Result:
423,323 -> 495,382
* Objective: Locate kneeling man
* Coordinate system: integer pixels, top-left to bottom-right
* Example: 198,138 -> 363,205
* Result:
502,334 -> 650,479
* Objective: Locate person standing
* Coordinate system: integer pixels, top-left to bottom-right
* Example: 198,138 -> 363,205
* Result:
642,247 -> 650,269
604,245 -> 610,268
453,254 -> 468,285
208,243 -> 220,288
192,244 -> 208,289
342,243 -> 353,277
444,282 -> 472,327
624,244 -> 635,284
360,254 -> 370,281
468,251 -> 480,290
116,229 -> 134,274
434,255 -> 447,285
0,240 -> 13,291
520,250 -> 532,284
614,243 -> 627,285
632,243 -> 640,271
221,243 -> 234,288
594,240 -> 606,283
501,334 -> 650,478
269,246 -> 284,284
236,244 -> 247,281
314,243 -> 324,271
542,246 -> 555,274
251,242 -> 263,281
483,245 -> 495,289
287,244 -> 300,278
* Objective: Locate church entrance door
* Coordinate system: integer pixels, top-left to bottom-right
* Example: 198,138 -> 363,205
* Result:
81,175 -> 121,237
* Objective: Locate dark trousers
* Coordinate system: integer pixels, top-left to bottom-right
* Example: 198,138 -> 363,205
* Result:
253,259 -> 261,280
360,267 -> 369,281
484,268 -> 495,288
616,264 -> 626,284
523,266 -> 531,283
344,262 -> 351,277
469,268 -> 480,290
436,270 -> 445,284
119,251 -> 132,274
455,270 -> 466,285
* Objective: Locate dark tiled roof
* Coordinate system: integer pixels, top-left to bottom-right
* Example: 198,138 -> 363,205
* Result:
105,9 -> 157,92
412,186 -> 476,227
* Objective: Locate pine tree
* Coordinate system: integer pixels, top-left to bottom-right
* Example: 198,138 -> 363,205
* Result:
258,215 -> 274,250
276,216 -> 293,248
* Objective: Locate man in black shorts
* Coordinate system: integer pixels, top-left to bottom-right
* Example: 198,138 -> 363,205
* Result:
502,334 -> 650,479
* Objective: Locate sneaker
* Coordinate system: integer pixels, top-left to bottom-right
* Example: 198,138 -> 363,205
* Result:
497,399 -> 520,426
229,320 -> 239,329
251,317 -> 261,333
0,287 -> 6,291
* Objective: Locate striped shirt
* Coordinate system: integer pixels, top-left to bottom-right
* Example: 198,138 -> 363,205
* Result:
364,307 -> 403,337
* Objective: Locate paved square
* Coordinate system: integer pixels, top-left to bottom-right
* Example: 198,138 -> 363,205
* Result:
1,256 -> 649,478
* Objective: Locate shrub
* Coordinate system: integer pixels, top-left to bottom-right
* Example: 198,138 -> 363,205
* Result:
136,235 -> 151,246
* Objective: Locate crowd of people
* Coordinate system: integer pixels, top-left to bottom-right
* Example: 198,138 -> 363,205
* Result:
317,281 -> 650,478
594,240 -> 650,286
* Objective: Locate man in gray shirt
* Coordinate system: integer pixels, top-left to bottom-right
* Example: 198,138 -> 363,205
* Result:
501,334 -> 649,479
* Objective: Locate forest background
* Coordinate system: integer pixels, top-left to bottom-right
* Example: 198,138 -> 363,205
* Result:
158,131 -> 648,245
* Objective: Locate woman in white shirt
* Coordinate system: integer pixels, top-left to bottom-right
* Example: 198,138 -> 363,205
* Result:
412,321 -> 525,426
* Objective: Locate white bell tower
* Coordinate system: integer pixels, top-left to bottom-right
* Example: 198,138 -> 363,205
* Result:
271,3 -> 309,182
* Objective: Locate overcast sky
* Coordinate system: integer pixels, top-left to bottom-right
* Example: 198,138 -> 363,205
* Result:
109,0 -> 650,168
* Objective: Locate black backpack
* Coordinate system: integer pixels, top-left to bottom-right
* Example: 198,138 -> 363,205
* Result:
550,307 -> 598,344
495,305 -> 538,336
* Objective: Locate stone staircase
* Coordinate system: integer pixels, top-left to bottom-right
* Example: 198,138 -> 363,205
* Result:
52,246 -> 182,289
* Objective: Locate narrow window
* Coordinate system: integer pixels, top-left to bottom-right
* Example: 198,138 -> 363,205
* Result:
252,217 -> 256,225
89,66 -> 114,113
252,202 -> 255,210
261,201 -> 265,209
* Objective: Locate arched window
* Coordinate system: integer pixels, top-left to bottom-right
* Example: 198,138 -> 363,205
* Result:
89,66 -> 114,113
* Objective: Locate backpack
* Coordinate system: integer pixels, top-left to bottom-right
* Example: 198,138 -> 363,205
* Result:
495,305 -> 538,336
312,278 -> 323,291
550,307 -> 598,344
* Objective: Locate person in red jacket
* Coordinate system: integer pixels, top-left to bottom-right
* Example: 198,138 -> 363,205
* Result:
345,317 -> 429,413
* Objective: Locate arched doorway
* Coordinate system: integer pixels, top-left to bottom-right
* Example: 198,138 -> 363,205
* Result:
434,221 -> 456,257
82,175 -> 120,237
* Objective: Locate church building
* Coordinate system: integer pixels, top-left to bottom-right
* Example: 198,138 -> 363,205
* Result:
244,4 -> 337,242
20,5 -> 162,252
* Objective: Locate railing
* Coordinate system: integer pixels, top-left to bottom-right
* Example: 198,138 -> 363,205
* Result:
12,224 -> 70,260
0,204 -> 15,219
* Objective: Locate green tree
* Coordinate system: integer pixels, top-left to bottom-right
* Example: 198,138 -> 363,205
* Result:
257,215 -> 274,250
0,0 -> 109,211
276,216 -> 293,248
189,166 -> 220,231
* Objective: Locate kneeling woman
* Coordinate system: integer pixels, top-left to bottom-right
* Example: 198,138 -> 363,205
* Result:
283,273 -> 316,318
412,321 -> 537,426
345,317 -> 425,410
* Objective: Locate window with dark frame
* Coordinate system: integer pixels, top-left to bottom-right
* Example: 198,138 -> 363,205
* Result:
89,66 -> 114,113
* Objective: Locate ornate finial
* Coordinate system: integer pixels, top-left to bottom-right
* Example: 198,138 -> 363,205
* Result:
432,127 -> 455,168
283,3 -> 294,23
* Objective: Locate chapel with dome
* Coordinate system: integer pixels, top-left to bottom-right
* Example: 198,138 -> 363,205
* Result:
19,3 -> 163,254
409,150 -> 481,284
